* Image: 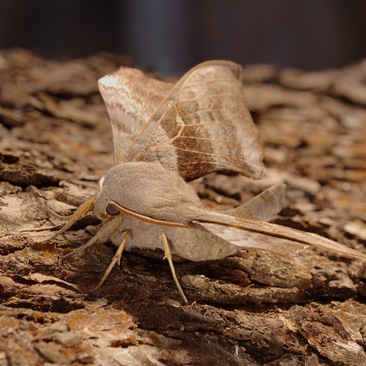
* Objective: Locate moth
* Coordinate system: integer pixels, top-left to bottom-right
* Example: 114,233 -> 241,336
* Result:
53,60 -> 366,303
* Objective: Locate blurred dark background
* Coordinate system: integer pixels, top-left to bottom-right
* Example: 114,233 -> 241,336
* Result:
1,0 -> 365,74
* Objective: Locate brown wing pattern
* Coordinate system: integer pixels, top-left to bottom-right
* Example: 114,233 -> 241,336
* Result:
99,60 -> 264,181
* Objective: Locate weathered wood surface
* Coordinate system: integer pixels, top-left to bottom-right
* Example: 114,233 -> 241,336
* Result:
1,50 -> 366,366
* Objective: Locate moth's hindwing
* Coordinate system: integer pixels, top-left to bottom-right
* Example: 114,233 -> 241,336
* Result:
98,60 -> 264,181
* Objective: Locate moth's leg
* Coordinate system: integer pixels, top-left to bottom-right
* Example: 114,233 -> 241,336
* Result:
93,230 -> 129,291
63,215 -> 123,258
51,197 -> 96,240
161,233 -> 188,304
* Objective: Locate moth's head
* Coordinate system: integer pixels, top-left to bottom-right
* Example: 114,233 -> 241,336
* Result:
92,163 -> 147,220
93,174 -> 121,220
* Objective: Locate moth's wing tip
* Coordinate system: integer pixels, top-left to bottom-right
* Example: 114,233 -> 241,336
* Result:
267,182 -> 287,198
226,154 -> 265,180
251,164 -> 266,179
98,73 -> 119,93
98,66 -> 141,93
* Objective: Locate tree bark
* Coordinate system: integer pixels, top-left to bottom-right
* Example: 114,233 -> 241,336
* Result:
1,50 -> 366,366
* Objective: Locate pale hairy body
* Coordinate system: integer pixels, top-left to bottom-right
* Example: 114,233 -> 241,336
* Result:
100,162 -> 233,262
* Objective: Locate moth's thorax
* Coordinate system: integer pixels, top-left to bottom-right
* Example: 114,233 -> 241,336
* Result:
93,161 -> 202,219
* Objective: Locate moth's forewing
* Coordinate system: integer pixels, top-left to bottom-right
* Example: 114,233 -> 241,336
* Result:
149,204 -> 366,261
99,61 -> 264,181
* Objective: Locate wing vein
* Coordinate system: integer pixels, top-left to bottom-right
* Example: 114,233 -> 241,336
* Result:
182,107 -> 245,117
178,93 -> 243,103
174,136 -> 242,146
171,146 -> 251,164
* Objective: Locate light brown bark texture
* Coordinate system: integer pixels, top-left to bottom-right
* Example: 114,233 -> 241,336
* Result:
1,50 -> 366,366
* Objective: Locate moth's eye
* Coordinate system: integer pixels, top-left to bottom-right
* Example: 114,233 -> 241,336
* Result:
99,177 -> 105,189
106,203 -> 119,216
